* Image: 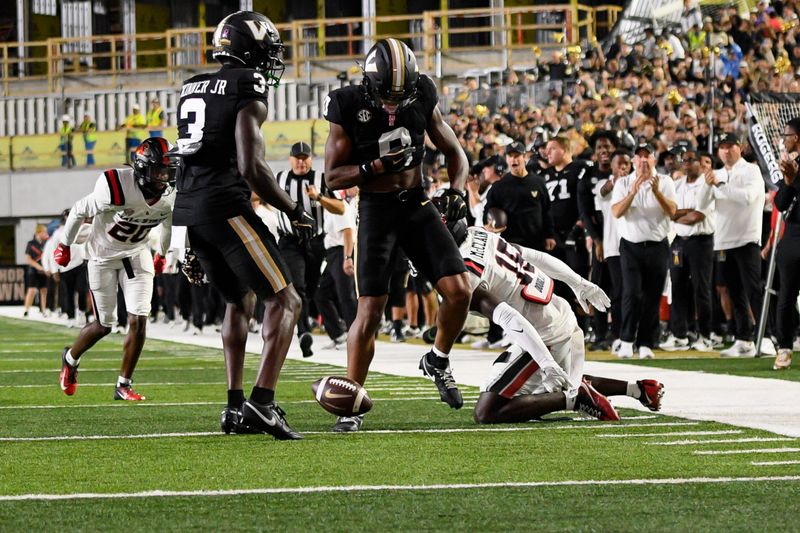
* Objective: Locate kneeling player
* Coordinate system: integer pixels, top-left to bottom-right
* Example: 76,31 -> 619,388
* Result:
435,200 -> 663,422
56,138 -> 176,400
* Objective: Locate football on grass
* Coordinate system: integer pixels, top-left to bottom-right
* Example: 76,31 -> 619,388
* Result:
311,376 -> 373,417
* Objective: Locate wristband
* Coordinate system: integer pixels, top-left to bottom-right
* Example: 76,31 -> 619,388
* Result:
359,161 -> 375,181
345,255 -> 354,260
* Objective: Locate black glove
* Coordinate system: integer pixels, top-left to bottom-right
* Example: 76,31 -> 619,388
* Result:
380,145 -> 415,173
443,188 -> 468,221
288,204 -> 316,242
181,248 -> 206,285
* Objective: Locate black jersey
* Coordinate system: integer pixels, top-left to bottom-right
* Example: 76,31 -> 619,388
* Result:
323,75 -> 438,168
577,163 -> 611,240
173,64 -> 270,225
484,173 -> 555,251
542,160 -> 591,233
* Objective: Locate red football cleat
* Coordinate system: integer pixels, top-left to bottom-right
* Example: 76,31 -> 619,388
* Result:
59,347 -> 78,396
575,378 -> 620,421
637,379 -> 664,412
114,385 -> 146,401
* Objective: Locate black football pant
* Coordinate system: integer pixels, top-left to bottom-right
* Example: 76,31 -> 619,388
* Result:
315,245 -> 357,340
620,238 -> 669,348
59,264 -> 88,320
775,230 -> 800,349
279,234 -> 325,336
669,234 -> 714,339
718,243 -> 764,341
551,226 -> 590,328
605,256 -> 622,340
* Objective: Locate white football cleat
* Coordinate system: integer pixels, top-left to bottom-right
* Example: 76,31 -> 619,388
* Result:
638,346 -> 655,359
774,349 -> 792,370
658,335 -> 688,351
758,337 -> 777,356
720,340 -> 756,358
617,341 -> 634,359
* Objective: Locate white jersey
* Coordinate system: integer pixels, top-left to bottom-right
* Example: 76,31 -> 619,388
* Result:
460,227 -> 575,344
61,168 -> 175,263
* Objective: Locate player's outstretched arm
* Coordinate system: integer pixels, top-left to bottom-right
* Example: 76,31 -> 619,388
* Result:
235,100 -> 296,214
470,286 -> 560,372
426,107 -> 468,191
519,245 -> 609,313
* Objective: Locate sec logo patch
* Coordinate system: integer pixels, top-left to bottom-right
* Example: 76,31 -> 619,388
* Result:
357,109 -> 372,123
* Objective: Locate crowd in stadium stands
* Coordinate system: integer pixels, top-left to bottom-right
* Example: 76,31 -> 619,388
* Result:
27,0 -> 800,368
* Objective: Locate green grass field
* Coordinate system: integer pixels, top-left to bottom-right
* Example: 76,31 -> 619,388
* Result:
0,317 -> 798,531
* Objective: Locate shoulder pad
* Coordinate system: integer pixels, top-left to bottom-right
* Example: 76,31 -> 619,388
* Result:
103,169 -> 126,206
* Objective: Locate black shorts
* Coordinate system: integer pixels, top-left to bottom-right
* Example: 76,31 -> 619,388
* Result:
388,254 -> 410,308
356,187 -> 466,297
25,269 -> 47,289
187,208 -> 291,304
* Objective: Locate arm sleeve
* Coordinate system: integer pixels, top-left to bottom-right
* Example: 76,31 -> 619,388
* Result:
41,237 -> 56,271
323,90 -> 344,125
519,245 -> 583,288
158,214 -> 173,256
61,175 -> 113,245
774,180 -> 799,212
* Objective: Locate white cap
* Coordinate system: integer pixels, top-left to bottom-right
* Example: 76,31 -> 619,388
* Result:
61,114 -> 71,122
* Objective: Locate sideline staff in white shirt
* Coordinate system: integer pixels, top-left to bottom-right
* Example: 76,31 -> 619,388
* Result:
705,133 -> 769,357
611,142 -> 677,359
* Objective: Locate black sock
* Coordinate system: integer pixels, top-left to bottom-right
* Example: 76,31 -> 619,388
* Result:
250,386 -> 275,405
393,319 -> 404,335
227,389 -> 246,409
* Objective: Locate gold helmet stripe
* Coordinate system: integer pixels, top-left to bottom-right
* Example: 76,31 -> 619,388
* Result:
387,38 -> 404,94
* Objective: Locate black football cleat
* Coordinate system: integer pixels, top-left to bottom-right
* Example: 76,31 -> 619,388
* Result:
419,351 -> 463,409
241,400 -> 303,440
299,332 -> 314,358
332,414 -> 364,433
220,406 -> 260,434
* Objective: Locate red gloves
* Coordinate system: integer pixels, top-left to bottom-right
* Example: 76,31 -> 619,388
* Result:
153,253 -> 166,275
54,243 -> 71,267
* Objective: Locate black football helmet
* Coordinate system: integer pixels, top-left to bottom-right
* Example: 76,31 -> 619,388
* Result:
362,38 -> 419,109
212,11 -> 285,86
132,137 -> 178,197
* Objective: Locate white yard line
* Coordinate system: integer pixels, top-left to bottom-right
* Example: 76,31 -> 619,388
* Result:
648,437 -> 796,446
751,460 -> 800,466
1,476 -> 799,502
597,430 -> 742,438
694,448 -> 800,456
0,422 -> 699,442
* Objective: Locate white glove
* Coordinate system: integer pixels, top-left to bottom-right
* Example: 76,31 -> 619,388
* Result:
571,280 -> 610,314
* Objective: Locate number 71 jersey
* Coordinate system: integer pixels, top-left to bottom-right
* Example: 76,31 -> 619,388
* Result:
460,226 -> 554,306
76,168 -> 175,262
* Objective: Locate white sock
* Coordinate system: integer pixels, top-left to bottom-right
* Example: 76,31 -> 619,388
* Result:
432,346 -> 449,359
564,388 -> 578,410
65,349 -> 79,367
117,376 -> 131,387
491,302 -> 558,370
627,382 -> 641,399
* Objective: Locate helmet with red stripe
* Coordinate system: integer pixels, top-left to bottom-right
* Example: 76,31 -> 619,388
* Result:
133,137 -> 178,197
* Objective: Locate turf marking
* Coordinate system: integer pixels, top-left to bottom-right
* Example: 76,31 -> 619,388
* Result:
648,437 -> 796,446
751,460 -> 800,466
0,422 -> 698,442
694,448 -> 800,455
1,476 -> 799,502
597,430 -> 742,438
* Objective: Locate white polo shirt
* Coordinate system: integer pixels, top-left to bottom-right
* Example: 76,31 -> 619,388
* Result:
611,171 -> 676,243
595,177 -> 621,258
323,200 -> 356,250
711,157 -> 765,251
673,176 -> 715,237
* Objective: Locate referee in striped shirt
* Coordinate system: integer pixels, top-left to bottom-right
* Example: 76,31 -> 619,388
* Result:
276,142 -> 345,357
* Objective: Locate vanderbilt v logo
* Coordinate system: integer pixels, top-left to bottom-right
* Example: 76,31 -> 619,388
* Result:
531,190 -> 539,199
244,20 -> 270,41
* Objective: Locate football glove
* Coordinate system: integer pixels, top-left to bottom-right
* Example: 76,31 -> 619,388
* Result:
380,145 -> 415,173
443,188 -> 468,221
54,243 -> 71,267
571,280 -> 610,314
181,248 -> 206,285
153,253 -> 166,275
288,204 -> 316,241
